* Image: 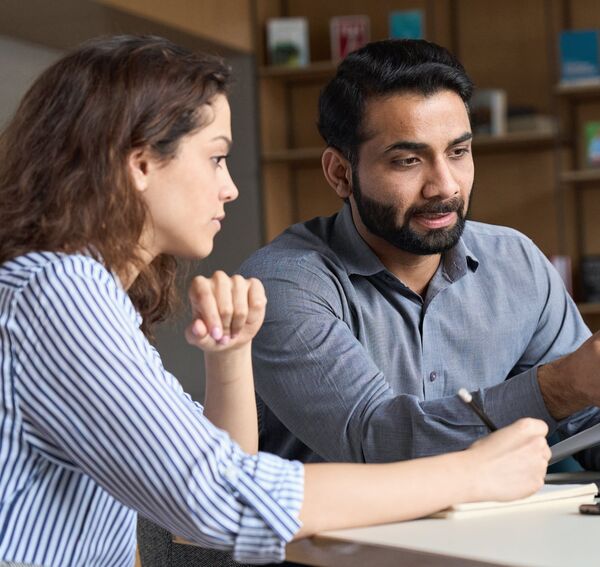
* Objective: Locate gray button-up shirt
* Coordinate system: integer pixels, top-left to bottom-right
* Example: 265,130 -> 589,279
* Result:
240,204 -> 600,467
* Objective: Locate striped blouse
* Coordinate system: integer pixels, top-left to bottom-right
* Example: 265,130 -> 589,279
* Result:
0,252 -> 304,566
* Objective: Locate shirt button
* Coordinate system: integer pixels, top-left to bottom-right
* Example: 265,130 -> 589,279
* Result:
429,371 -> 437,382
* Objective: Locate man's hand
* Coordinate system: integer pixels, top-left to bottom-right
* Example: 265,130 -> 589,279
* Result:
538,331 -> 600,420
184,271 -> 266,352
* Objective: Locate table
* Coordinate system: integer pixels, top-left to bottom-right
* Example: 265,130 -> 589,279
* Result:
285,496 -> 599,567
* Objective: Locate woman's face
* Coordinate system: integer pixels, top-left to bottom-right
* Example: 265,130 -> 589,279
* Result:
133,94 -> 238,261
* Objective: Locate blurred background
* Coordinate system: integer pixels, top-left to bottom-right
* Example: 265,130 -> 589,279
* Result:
3,0 -> 600,400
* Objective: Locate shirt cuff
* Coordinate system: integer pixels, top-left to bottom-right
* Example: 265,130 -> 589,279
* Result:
221,452 -> 304,564
482,366 -> 558,431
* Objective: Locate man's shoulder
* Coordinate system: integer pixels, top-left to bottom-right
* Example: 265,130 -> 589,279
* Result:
462,221 -> 537,254
240,215 -> 343,278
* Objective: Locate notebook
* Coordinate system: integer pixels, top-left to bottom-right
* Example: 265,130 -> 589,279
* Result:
431,483 -> 597,519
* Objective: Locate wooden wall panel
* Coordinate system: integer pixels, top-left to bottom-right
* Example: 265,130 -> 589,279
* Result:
456,0 -> 553,113
95,0 -> 254,53
567,0 -> 600,28
295,167 -> 343,221
290,84 -> 324,148
470,149 -> 559,255
263,164 -> 295,241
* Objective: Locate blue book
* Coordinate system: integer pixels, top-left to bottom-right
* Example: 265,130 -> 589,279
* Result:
559,29 -> 600,83
389,10 -> 423,40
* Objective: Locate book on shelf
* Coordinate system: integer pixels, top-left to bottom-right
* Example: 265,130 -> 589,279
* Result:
389,9 -> 424,40
330,15 -> 370,61
584,121 -> 600,167
581,255 -> 600,302
266,17 -> 310,67
431,483 -> 597,519
470,89 -> 507,136
506,107 -> 557,134
559,29 -> 600,84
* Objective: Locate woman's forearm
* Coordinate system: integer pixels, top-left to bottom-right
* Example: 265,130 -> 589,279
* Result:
203,344 -> 258,453
296,452 -> 468,537
296,418 -> 550,537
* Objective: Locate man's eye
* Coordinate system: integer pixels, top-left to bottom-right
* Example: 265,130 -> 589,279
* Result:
451,147 -> 470,158
393,157 -> 419,167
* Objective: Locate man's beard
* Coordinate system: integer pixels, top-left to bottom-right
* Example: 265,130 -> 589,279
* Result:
351,170 -> 469,256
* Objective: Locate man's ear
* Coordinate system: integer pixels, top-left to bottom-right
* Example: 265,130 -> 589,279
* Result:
322,147 -> 353,199
127,148 -> 151,192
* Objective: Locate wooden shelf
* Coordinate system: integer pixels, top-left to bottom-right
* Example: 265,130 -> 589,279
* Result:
560,169 -> 600,184
578,302 -> 600,315
556,81 -> 600,100
258,61 -> 336,82
473,130 -> 557,153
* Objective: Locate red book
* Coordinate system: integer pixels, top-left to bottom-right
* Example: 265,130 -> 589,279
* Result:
330,15 -> 370,61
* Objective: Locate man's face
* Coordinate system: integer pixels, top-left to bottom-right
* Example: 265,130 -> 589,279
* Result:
349,90 -> 474,256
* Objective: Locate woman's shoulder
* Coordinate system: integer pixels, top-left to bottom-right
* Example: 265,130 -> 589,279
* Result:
1,251 -> 116,293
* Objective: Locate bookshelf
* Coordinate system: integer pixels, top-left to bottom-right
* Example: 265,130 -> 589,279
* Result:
253,0 -> 600,329
555,79 -> 600,324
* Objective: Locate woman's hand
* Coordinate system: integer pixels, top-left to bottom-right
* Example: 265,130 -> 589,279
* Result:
464,418 -> 550,503
184,271 -> 266,352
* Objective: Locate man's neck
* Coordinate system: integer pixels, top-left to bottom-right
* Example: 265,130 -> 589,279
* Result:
350,208 -> 442,297
374,240 -> 441,297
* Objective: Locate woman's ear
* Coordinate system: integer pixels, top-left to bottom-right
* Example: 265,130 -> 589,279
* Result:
321,147 -> 353,199
127,148 -> 151,192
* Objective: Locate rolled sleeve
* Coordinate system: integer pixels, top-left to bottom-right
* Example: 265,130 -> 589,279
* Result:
226,453 -> 304,563
483,367 -> 557,429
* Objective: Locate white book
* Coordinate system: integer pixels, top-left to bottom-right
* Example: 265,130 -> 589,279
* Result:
431,483 -> 597,519
266,17 -> 310,67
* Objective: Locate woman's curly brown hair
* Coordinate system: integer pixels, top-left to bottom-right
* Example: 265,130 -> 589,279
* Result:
0,35 -> 231,336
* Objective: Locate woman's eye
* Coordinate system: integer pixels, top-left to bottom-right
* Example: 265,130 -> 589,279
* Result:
212,155 -> 229,167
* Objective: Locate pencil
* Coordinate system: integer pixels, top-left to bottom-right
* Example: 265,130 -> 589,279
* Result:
457,388 -> 498,431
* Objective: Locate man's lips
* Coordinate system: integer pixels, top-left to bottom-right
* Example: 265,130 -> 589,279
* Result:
412,211 -> 457,229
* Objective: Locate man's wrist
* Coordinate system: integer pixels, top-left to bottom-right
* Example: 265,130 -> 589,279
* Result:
537,359 -> 585,420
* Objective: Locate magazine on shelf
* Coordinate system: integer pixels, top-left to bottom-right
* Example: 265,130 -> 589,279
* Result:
559,29 -> 600,84
389,9 -> 424,39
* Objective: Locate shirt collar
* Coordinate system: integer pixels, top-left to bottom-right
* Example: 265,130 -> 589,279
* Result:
330,202 -> 479,280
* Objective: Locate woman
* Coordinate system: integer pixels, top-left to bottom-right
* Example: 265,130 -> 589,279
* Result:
0,35 -> 550,566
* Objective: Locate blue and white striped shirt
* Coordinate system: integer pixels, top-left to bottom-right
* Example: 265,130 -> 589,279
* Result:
0,252 -> 304,566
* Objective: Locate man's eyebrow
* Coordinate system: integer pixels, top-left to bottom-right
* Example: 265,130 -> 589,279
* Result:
383,131 -> 473,154
450,132 -> 473,146
383,140 -> 429,153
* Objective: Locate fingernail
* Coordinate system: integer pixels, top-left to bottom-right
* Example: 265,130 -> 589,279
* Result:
211,327 -> 223,340
219,335 -> 230,346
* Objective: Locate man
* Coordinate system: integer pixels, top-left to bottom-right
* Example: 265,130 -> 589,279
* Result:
240,39 -> 600,467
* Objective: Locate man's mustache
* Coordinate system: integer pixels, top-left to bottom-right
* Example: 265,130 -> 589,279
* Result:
408,198 -> 464,216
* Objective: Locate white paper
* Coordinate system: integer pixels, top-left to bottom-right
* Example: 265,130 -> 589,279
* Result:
549,422 -> 600,464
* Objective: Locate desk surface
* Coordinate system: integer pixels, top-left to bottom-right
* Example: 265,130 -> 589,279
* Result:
285,498 -> 599,567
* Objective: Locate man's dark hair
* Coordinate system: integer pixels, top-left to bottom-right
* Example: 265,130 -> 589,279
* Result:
317,39 -> 473,166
